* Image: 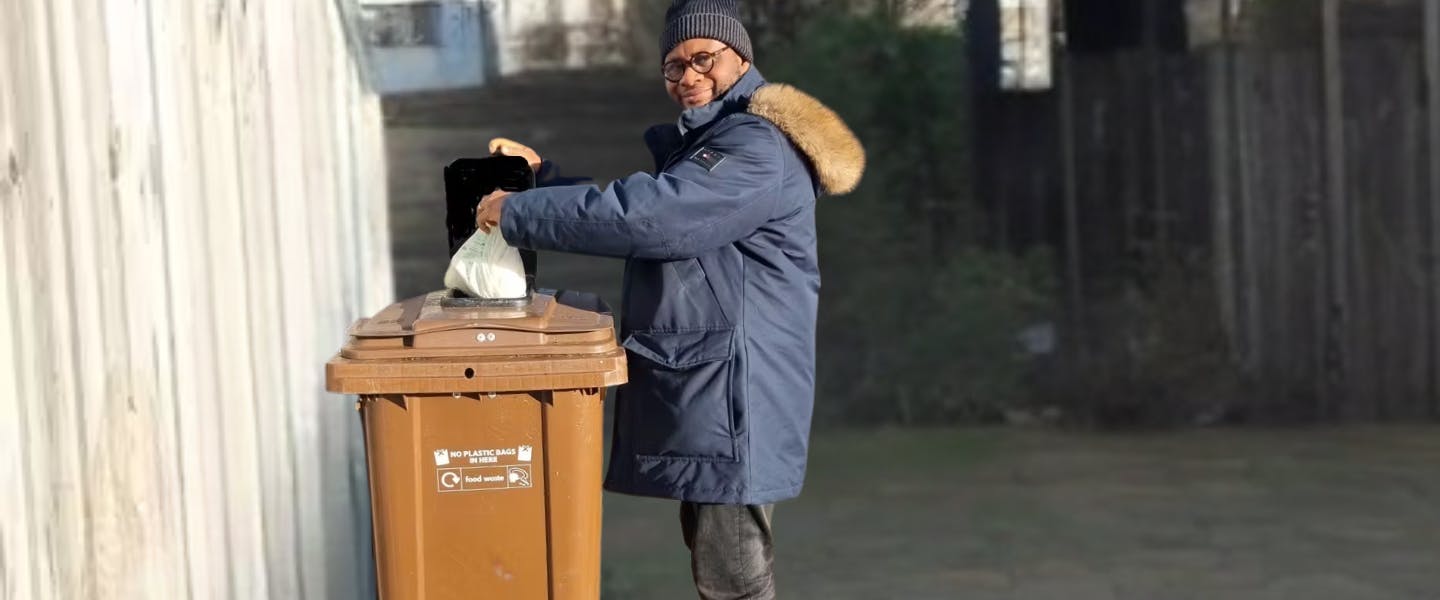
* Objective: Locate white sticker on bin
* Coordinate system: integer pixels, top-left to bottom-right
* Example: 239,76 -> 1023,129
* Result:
437,466 -> 531,492
434,446 -> 534,493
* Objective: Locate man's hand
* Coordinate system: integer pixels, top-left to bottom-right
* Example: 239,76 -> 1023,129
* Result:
489,137 -> 542,172
475,189 -> 510,234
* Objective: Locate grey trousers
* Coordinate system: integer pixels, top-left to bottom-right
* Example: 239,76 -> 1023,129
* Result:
679,502 -> 776,600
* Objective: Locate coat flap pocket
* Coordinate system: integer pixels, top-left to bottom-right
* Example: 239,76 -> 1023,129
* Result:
621,328 -> 735,369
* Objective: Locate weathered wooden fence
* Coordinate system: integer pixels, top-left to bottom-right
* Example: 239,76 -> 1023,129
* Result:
0,0 -> 392,597
977,0 -> 1440,420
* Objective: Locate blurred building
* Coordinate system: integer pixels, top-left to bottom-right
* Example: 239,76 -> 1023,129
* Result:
358,0 -> 631,94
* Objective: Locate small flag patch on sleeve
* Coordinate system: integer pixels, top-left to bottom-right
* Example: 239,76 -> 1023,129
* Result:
687,147 -> 727,172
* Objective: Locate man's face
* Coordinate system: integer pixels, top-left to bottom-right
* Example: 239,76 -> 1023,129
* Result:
663,37 -> 751,109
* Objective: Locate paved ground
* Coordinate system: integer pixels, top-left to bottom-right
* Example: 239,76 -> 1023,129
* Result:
383,73 -> 1440,599
601,426 -> 1440,599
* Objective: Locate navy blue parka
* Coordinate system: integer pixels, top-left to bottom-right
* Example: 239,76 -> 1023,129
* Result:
500,68 -> 864,504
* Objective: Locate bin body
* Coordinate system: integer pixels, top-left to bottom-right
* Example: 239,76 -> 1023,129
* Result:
328,291 -> 625,599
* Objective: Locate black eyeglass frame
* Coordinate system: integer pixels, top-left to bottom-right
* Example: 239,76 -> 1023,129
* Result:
662,46 -> 733,83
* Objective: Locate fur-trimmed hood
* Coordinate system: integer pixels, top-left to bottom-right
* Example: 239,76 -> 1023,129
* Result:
747,84 -> 866,196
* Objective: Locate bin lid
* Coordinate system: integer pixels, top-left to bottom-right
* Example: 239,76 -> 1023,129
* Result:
352,289 -> 611,336
326,290 -> 626,394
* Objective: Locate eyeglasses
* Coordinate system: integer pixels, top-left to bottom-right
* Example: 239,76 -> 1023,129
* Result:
662,47 -> 731,83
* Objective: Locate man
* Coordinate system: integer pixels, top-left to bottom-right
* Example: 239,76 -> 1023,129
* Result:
475,1 -> 863,597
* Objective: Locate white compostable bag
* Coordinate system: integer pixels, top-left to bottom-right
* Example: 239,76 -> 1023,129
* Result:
443,228 -> 528,299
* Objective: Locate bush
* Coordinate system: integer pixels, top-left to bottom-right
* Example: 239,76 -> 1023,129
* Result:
815,246 -> 1058,426
763,13 -> 1060,426
766,14 -> 977,248
1035,254 -> 1249,429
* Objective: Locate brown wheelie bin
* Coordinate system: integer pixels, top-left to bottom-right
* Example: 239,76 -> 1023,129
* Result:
326,289 -> 626,599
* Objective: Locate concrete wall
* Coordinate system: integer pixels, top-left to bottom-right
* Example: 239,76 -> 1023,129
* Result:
0,0 -> 392,597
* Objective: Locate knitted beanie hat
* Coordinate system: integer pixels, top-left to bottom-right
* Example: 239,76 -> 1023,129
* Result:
660,0 -> 753,63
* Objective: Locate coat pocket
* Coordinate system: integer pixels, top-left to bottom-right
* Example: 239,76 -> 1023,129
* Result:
621,328 -> 739,461
622,257 -> 732,333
